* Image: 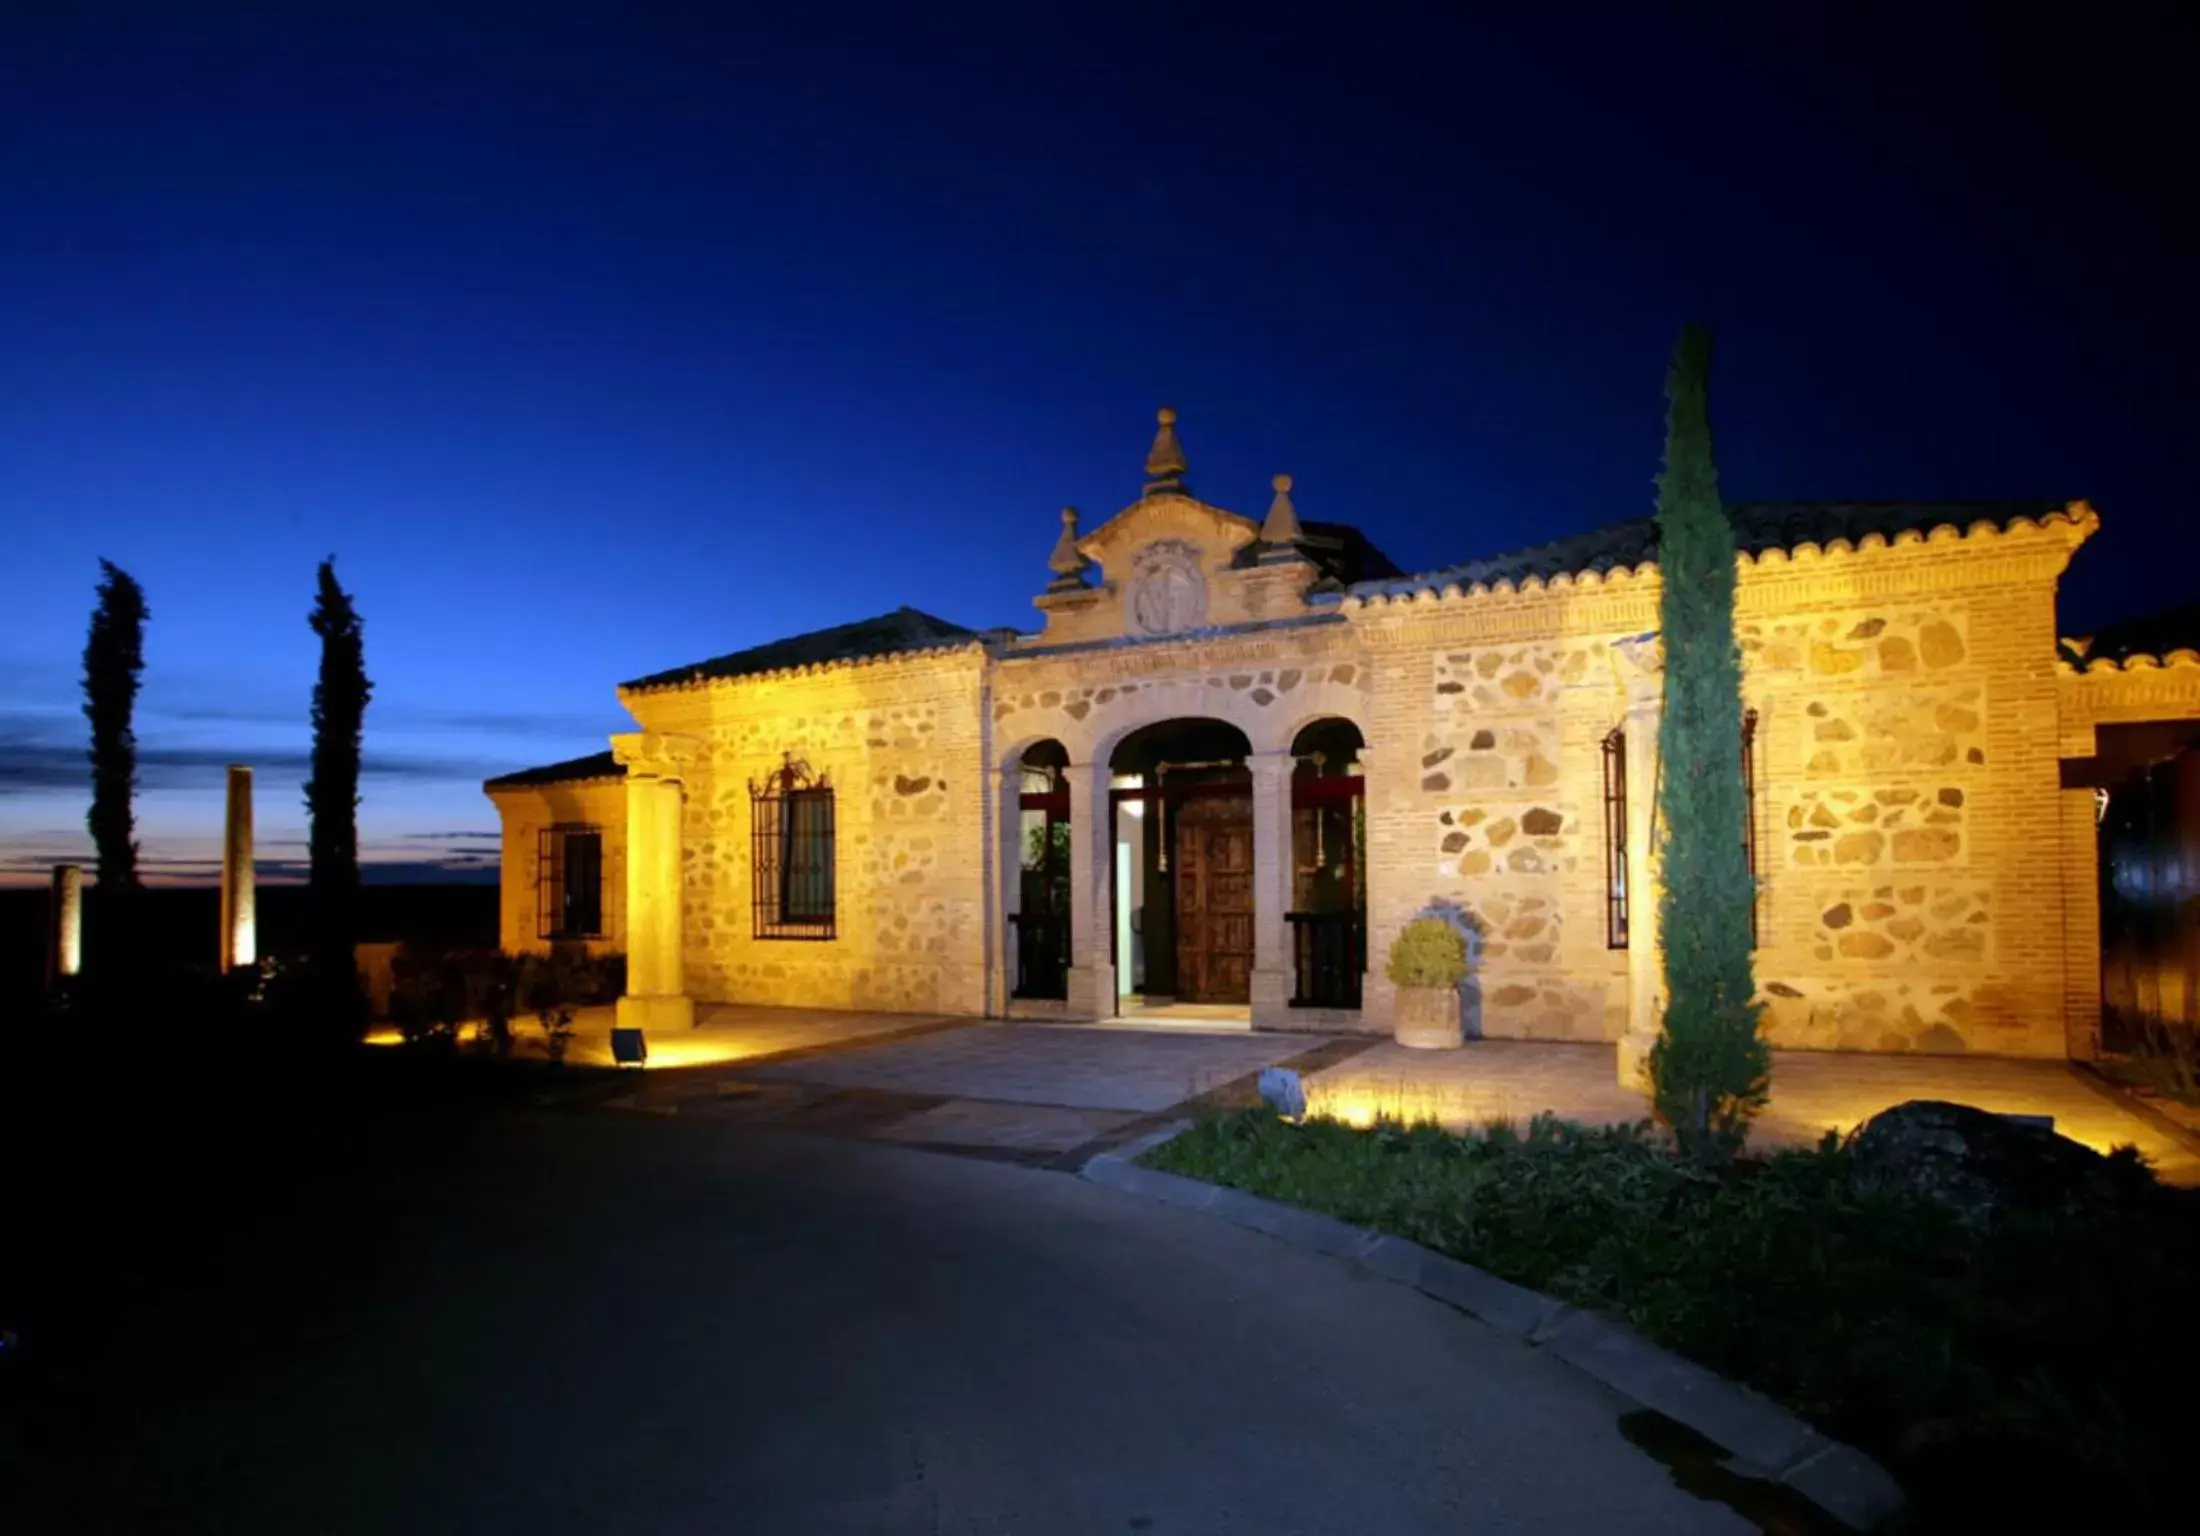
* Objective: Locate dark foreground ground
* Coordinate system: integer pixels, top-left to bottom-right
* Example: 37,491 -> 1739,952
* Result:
4,1039 -> 1750,1535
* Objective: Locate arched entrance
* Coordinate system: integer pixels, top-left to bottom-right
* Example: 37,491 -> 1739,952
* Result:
1288,718 -> 1368,1009
1009,740 -> 1071,1001
1109,719 -> 1255,1011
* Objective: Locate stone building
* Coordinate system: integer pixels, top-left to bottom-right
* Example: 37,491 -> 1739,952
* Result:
486,408 -> 2200,1065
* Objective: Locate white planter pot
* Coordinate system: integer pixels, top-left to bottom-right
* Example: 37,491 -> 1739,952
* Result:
1394,985 -> 1463,1049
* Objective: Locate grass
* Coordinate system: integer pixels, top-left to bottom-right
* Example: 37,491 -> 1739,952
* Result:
1147,1108 -> 2200,1526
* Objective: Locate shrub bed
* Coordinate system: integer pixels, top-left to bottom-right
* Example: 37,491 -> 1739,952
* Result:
1146,1109 -> 2199,1525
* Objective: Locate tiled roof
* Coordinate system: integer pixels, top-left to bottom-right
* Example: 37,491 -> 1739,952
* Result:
483,749 -> 624,791
2064,602 -> 2200,671
622,606 -> 981,692
1346,501 -> 2074,600
1297,520 -> 1404,588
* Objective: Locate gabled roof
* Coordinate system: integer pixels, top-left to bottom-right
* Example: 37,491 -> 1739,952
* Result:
1345,501 -> 2075,600
621,606 -> 981,693
483,750 -> 624,792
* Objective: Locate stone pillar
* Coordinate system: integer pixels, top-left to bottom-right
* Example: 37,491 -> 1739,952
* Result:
612,732 -> 702,1042
49,863 -> 83,982
1613,635 -> 1665,1091
220,764 -> 256,973
987,763 -> 1019,1014
1248,751 -> 1295,1024
1063,759 -> 1116,1018
1356,745 -> 1398,1033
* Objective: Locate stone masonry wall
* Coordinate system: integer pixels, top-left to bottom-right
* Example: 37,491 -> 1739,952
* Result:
1355,613 -> 1627,1044
1746,584 -> 2068,1056
1349,519 -> 2086,1058
488,776 -> 627,958
629,651 -> 989,1016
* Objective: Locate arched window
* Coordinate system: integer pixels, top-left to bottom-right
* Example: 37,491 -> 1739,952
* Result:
1012,740 -> 1069,999
1289,718 -> 1367,1008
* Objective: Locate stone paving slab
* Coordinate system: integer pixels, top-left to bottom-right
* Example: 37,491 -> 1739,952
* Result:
1304,1039 -> 2200,1183
534,1002 -> 966,1071
738,1023 -> 1321,1113
872,1099 -> 1140,1153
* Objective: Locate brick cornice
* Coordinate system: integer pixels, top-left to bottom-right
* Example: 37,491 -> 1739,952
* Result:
1341,507 -> 2094,643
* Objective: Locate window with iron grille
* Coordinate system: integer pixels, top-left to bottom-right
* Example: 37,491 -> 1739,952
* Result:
1602,712 -> 1759,950
536,824 -> 605,940
751,754 -> 836,939
1602,727 -> 1628,949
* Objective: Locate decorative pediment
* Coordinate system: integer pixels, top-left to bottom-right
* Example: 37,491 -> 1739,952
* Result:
1075,497 -> 1258,638
1023,407 -> 1328,645
1077,493 -> 1258,573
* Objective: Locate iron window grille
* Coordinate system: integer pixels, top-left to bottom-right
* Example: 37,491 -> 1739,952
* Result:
751,753 -> 836,940
1602,711 -> 1758,951
537,824 -> 605,940
1602,727 -> 1628,949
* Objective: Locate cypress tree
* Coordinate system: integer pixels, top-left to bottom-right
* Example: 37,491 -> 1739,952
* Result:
82,559 -> 148,895
305,559 -> 372,1029
1647,327 -> 1769,1158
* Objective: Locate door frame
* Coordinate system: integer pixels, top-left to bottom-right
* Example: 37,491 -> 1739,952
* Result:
1109,775 -> 1253,1004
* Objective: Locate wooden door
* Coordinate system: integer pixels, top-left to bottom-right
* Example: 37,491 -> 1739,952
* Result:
1175,795 -> 1254,1003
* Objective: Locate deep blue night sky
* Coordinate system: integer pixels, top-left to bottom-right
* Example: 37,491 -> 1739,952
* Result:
3,3 -> 2192,883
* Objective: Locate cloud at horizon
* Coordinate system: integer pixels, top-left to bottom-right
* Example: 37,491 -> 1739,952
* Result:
0,656 -> 599,884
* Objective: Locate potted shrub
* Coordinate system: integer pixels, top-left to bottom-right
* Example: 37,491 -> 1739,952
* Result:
1387,915 -> 1468,1049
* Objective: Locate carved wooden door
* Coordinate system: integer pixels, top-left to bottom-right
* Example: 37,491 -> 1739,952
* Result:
1175,795 -> 1254,1003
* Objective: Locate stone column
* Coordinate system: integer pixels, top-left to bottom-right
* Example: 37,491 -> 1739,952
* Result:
49,863 -> 83,982
1613,635 -> 1665,1091
1355,745 -> 1401,1033
220,763 -> 256,973
1063,758 -> 1116,1018
1248,751 -> 1295,1024
612,732 -> 702,1042
987,763 -> 1019,1014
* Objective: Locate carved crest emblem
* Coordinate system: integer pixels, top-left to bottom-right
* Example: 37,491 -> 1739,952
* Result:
1127,540 -> 1208,636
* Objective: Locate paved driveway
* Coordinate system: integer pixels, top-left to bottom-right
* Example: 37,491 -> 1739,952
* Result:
74,1109 -> 1746,1535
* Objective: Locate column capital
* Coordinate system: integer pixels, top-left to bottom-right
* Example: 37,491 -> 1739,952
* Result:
612,731 -> 703,781
1246,750 -> 1296,771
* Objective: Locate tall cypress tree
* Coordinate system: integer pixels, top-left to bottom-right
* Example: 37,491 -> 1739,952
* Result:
83,559 -> 149,895
1647,327 -> 1769,1158
305,559 -> 371,1026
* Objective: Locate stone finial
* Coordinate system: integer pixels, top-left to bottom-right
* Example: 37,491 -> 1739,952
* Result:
1260,471 -> 1305,545
1046,506 -> 1092,591
1143,406 -> 1188,496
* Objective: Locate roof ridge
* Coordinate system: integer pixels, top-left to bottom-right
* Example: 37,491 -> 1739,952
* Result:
1347,499 -> 2084,603
620,604 -> 981,693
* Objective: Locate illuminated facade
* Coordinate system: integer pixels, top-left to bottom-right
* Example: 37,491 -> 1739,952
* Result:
486,409 -> 2200,1061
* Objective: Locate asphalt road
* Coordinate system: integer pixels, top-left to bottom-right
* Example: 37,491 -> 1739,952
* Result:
65,1107 -> 1747,1535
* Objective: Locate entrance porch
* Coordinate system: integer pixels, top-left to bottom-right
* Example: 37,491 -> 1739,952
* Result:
999,716 -> 1368,1029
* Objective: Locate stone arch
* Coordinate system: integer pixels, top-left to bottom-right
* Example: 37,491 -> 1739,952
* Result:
1254,670 -> 1372,755
996,736 -> 1074,1010
1283,712 -> 1369,768
996,728 -> 1079,776
1083,681 -> 1266,768
1107,715 -> 1255,772
989,654 -> 1372,767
